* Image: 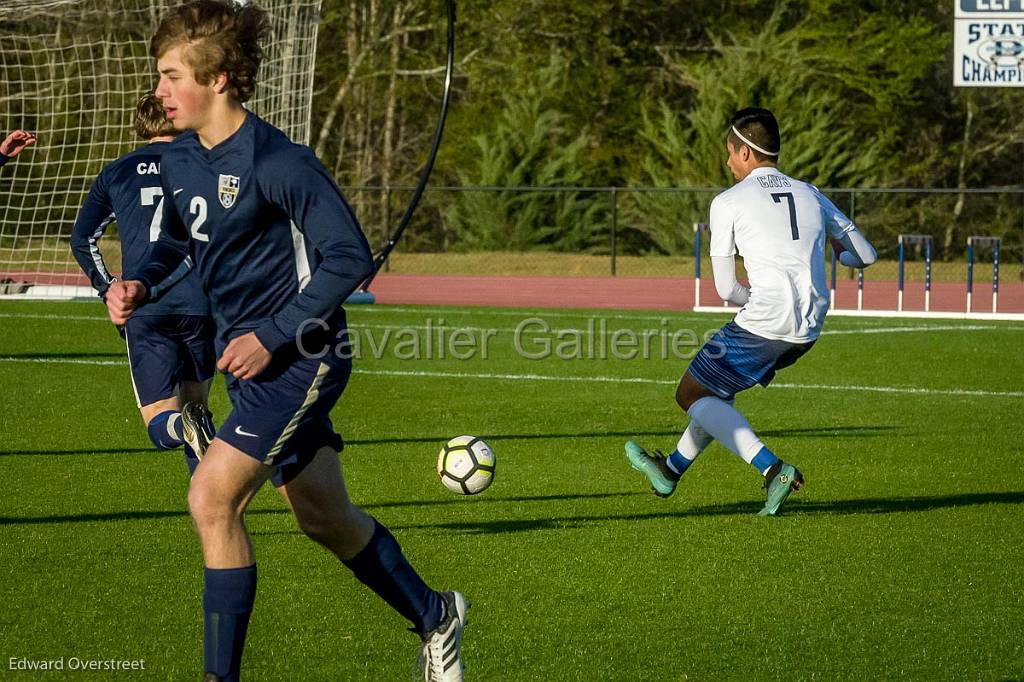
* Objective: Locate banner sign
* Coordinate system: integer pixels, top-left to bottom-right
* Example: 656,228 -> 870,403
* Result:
954,0 -> 1024,86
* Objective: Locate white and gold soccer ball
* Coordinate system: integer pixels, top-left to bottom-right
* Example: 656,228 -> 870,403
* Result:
437,436 -> 495,495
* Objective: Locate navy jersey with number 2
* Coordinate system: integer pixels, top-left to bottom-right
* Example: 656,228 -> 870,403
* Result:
135,112 -> 372,354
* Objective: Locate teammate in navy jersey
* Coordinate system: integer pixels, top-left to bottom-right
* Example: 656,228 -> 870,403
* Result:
0,129 -> 36,167
70,94 -> 216,475
104,3 -> 468,681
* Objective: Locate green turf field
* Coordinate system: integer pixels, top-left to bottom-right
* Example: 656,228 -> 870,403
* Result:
1,300 -> 1022,680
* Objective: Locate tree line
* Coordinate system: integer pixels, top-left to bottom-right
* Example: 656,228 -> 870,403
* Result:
311,0 -> 1023,260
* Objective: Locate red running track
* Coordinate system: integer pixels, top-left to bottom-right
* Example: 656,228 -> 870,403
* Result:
371,274 -> 1024,314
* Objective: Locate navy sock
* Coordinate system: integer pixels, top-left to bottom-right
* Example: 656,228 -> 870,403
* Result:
147,410 -> 184,450
343,520 -> 444,634
203,565 -> 257,682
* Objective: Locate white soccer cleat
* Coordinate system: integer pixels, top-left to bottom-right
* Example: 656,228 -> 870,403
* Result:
417,591 -> 469,682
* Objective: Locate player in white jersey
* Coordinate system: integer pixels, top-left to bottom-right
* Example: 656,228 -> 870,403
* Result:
626,107 -> 877,515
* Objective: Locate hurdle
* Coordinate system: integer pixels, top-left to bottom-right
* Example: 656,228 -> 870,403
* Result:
966,236 -> 1000,314
693,223 -> 716,309
897,234 -> 933,312
857,268 -> 864,310
830,245 -> 837,308
693,226 -> 1021,320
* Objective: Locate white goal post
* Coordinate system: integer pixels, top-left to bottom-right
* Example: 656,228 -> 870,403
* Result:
0,0 -> 321,298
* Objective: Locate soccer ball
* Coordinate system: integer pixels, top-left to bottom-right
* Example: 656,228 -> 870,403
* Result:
437,436 -> 495,495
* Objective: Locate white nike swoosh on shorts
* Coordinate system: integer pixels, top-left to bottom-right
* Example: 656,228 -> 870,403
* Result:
234,426 -> 259,438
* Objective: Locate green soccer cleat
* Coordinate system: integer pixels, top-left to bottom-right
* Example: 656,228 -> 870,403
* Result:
758,462 -> 804,516
625,440 -> 679,498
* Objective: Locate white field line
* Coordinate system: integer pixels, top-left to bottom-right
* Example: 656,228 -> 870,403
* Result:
0,307 -> 706,324
353,369 -> 1024,398
356,304 -> 1024,326
0,312 -> 116,322
340,322 -> 1019,337
820,324 -> 1018,335
0,313 -> 670,337
2,355 -> 1021,399
1,312 -> 1020,337
769,382 -> 1024,398
354,305 -> 967,326
355,305 -> 715,322
1,357 -> 128,366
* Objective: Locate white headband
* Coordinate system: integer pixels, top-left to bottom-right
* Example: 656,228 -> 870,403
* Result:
731,125 -> 779,157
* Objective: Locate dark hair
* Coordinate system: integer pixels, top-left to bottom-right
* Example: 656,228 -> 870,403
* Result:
134,92 -> 177,140
727,107 -> 781,162
150,0 -> 269,103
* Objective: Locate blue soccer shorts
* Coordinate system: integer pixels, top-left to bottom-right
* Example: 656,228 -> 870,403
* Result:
124,314 -> 216,407
218,349 -> 351,487
687,322 -> 815,400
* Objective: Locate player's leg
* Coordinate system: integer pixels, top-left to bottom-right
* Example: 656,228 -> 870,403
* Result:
672,419 -> 714,471
278,446 -> 443,624
179,379 -> 214,470
628,322 -> 806,511
624,349 -> 718,497
140,396 -> 186,449
274,447 -> 373,557
749,342 -> 815,515
176,315 -> 219,469
126,316 -> 193,473
260,346 -> 467,680
679,371 -> 804,515
677,326 -> 782,472
188,438 -> 273,682
678,324 -> 810,514
675,370 -> 778,469
278,447 -> 467,681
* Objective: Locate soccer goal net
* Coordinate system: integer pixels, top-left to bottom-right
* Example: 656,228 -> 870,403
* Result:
0,0 -> 321,298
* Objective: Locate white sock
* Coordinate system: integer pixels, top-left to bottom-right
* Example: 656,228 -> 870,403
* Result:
686,396 -> 765,465
665,422 -> 714,476
677,422 -> 712,457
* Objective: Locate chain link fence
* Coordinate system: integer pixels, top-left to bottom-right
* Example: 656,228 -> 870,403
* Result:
343,186 -> 1024,282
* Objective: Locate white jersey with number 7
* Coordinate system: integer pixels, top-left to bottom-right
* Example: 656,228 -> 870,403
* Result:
709,166 -> 855,343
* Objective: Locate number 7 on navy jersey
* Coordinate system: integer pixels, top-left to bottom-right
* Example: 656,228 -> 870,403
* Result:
140,186 -> 165,242
771,192 -> 799,240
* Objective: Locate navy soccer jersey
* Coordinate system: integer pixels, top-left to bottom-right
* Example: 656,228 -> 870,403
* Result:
70,143 -> 209,317
137,112 -> 372,354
